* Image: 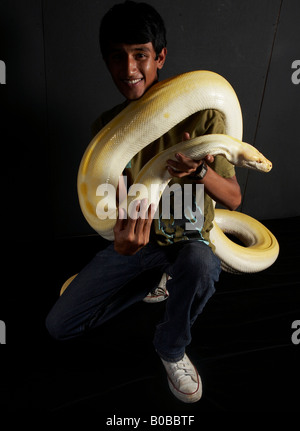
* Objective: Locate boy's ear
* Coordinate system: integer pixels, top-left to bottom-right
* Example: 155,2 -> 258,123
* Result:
157,47 -> 167,69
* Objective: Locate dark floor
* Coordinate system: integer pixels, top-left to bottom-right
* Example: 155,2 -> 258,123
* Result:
1,217 -> 300,419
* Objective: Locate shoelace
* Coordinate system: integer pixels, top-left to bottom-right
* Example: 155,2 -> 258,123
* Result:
152,286 -> 167,296
170,360 -> 196,383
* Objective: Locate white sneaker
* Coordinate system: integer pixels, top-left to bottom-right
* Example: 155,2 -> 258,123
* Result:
160,353 -> 202,403
143,273 -> 171,303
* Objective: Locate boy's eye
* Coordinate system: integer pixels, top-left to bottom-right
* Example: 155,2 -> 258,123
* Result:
109,51 -> 149,63
136,53 -> 148,59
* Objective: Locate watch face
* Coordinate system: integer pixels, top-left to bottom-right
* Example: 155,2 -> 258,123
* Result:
197,163 -> 207,179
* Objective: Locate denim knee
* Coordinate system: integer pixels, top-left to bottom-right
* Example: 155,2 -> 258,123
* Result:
45,307 -> 69,341
172,241 -> 221,283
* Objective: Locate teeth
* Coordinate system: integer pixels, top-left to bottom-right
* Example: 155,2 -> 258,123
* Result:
125,79 -> 142,84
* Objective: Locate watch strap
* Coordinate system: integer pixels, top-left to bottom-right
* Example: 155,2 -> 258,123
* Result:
188,161 -> 208,180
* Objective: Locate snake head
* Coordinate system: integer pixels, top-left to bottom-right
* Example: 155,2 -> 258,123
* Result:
242,148 -> 272,172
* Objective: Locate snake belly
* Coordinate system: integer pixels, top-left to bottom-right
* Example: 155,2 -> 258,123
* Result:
77,70 -> 279,273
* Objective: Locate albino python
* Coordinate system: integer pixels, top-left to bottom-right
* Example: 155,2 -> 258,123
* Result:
77,70 -> 279,276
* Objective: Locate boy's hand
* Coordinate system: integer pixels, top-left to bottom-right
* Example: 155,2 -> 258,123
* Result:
113,198 -> 156,255
166,132 -> 214,178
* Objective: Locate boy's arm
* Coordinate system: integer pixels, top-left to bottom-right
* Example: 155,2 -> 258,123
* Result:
166,132 -> 242,211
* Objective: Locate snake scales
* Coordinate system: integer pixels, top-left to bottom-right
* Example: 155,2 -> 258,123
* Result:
77,70 -> 279,274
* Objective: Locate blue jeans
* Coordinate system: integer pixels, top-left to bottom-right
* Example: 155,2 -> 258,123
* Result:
46,240 -> 221,362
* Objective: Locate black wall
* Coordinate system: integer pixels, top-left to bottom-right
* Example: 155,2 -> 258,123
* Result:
1,0 -> 299,239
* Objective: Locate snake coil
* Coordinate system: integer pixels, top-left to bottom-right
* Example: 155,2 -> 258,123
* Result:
77,71 -> 279,274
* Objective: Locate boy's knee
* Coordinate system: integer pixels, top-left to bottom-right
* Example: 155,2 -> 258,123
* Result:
183,242 -> 218,267
45,310 -> 67,341
176,242 -> 221,280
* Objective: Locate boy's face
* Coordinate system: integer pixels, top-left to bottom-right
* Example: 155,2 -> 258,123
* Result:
106,42 -> 167,100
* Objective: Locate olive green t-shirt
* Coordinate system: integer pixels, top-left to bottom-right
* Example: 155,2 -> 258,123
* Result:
92,101 -> 235,251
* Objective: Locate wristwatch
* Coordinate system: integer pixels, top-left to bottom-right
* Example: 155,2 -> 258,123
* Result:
188,161 -> 208,180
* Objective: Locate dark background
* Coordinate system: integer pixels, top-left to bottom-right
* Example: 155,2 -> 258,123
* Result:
0,0 -> 300,418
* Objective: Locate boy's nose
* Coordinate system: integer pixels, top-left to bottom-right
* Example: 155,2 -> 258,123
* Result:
125,56 -> 138,75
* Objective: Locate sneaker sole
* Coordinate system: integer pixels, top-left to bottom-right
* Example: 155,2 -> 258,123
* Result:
167,366 -> 202,403
142,291 -> 169,303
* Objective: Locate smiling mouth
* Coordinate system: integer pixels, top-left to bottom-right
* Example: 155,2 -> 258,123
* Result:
123,78 -> 143,85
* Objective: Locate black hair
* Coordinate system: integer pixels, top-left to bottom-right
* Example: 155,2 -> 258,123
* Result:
99,1 -> 167,60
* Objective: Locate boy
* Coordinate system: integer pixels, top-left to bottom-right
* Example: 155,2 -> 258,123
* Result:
46,1 -> 241,403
